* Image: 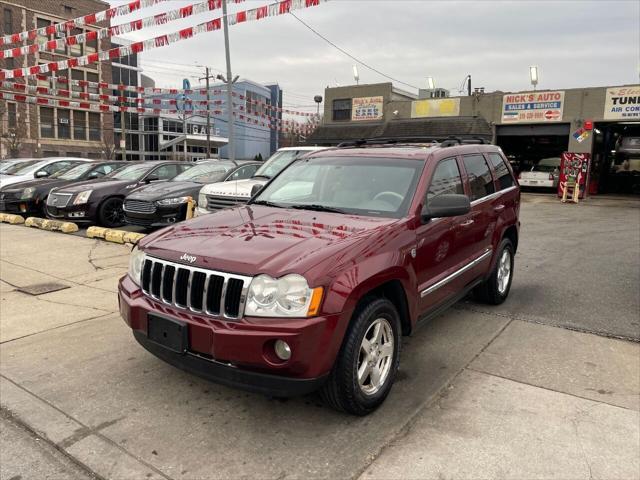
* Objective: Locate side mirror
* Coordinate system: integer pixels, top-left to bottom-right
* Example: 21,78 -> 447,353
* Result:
422,194 -> 470,221
35,170 -> 48,178
145,175 -> 159,184
87,171 -> 100,179
250,184 -> 263,197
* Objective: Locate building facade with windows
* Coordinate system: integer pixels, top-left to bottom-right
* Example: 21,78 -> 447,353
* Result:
0,0 -> 114,159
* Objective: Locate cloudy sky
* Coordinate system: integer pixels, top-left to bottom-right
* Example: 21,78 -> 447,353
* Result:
111,0 -> 640,112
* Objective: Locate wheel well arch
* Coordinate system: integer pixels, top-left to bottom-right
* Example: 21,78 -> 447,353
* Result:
503,224 -> 518,253
355,280 -> 412,336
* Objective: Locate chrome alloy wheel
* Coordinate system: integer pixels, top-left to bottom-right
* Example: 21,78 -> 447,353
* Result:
357,318 -> 394,396
497,249 -> 512,295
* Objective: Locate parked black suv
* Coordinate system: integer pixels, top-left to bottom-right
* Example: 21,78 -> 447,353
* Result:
123,161 -> 260,228
46,161 -> 192,227
0,161 -> 124,216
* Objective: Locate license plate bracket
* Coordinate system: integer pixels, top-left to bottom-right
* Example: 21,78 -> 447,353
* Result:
147,314 -> 188,354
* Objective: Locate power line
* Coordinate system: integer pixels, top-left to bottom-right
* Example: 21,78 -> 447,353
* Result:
289,12 -> 420,91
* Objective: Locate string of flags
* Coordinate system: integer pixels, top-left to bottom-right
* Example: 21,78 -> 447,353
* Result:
2,79 -> 319,117
0,0 -> 326,81
0,0 -> 247,60
0,0 -> 166,47
0,91 -> 316,135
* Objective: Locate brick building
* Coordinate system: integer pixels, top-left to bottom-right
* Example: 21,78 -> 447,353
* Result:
0,0 -> 115,159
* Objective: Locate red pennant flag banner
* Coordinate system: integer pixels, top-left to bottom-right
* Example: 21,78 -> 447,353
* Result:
0,0 -> 166,47
0,0 -> 328,81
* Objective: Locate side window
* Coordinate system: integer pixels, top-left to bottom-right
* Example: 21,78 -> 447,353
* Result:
92,164 -> 116,176
487,153 -> 515,190
178,164 -> 192,174
43,161 -> 73,174
151,164 -> 179,180
427,157 -> 464,201
463,154 -> 495,201
231,165 -> 258,180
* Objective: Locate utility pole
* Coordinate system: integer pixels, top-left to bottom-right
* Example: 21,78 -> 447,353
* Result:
199,67 -> 216,159
120,84 -> 127,160
467,75 -> 472,96
222,0 -> 235,162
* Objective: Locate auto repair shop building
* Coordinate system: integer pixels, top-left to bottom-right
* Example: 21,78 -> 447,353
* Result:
308,83 -> 640,194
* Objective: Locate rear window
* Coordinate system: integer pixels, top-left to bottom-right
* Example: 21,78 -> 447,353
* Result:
463,154 -> 495,201
487,153 -> 516,190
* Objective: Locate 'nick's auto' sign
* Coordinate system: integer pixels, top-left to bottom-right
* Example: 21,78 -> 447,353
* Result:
501,91 -> 565,123
604,86 -> 640,120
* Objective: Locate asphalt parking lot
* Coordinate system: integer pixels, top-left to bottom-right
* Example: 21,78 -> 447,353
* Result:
1,195 -> 639,480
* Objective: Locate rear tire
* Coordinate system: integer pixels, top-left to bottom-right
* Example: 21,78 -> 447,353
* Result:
320,298 -> 401,415
474,238 -> 514,305
98,197 -> 125,228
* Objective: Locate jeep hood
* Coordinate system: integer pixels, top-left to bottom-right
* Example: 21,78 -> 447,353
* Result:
140,205 -> 399,279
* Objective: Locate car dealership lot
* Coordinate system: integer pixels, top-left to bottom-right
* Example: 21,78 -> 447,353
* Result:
1,197 -> 638,479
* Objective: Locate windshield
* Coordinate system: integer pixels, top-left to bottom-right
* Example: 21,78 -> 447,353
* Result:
52,163 -> 93,180
110,164 -> 150,180
252,156 -> 423,218
2,160 -> 41,175
254,151 -> 301,178
172,162 -> 232,183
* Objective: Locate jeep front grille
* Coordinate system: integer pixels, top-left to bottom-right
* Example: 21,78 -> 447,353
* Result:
205,195 -> 247,212
141,256 -> 251,319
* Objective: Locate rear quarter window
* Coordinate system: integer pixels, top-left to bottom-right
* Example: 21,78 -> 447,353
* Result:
487,153 -> 516,190
463,154 -> 495,201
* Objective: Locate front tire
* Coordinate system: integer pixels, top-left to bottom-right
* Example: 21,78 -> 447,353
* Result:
474,238 -> 514,305
98,197 -> 125,228
321,298 -> 401,415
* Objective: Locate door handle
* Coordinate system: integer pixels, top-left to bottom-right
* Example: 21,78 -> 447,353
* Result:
494,204 -> 505,212
460,219 -> 474,227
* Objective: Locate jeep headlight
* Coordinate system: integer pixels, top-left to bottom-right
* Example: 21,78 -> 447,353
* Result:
20,187 -> 36,200
73,190 -> 92,205
128,246 -> 146,286
157,196 -> 189,206
245,274 -> 323,317
198,192 -> 207,208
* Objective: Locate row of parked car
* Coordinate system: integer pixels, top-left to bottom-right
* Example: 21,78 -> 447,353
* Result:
0,147 -> 324,228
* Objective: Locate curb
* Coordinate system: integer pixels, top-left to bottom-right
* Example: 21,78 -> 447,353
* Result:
24,217 -> 78,233
0,213 -> 25,224
86,226 -> 145,245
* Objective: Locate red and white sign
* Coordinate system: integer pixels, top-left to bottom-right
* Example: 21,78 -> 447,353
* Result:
502,90 -> 565,124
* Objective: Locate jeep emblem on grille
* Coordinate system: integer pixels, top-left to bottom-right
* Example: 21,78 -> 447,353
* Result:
180,253 -> 197,264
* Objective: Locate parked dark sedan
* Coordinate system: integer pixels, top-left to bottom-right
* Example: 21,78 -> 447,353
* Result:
123,161 -> 260,228
0,161 -> 124,216
46,161 -> 192,227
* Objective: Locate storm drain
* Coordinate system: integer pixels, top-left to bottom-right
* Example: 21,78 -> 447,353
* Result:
17,283 -> 70,296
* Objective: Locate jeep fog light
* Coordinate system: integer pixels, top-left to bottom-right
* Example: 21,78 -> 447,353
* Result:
274,340 -> 291,361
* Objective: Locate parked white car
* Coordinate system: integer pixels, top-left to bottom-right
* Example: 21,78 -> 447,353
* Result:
518,157 -> 561,189
0,157 -> 91,188
0,158 -> 40,174
196,146 -> 326,215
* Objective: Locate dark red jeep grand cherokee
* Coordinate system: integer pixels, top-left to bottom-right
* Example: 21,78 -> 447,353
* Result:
119,141 -> 520,415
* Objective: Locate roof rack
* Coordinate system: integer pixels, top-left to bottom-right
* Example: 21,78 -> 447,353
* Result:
336,136 -> 492,149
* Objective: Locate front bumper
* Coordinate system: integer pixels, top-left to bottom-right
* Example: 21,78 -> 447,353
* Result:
118,275 -> 342,397
0,198 -> 42,215
45,203 -> 96,223
124,203 -> 188,228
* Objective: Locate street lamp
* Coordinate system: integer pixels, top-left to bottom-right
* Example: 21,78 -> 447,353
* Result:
427,76 -> 435,90
314,95 -> 323,116
529,66 -> 539,90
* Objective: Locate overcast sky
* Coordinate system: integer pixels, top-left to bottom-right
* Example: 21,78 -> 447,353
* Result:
110,0 -> 640,111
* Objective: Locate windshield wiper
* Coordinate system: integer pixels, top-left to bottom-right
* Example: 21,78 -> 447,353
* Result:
290,204 -> 346,214
251,200 -> 285,208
